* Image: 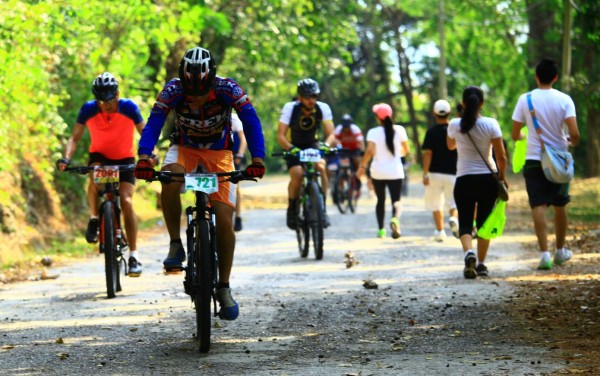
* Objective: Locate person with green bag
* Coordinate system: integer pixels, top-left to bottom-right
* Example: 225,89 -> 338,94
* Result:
447,86 -> 508,279
478,200 -> 507,240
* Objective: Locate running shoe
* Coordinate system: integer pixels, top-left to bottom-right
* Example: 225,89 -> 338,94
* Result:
537,257 -> 552,270
234,216 -> 243,232
554,248 -> 572,265
377,228 -> 386,238
286,207 -> 296,230
433,229 -> 447,242
463,252 -> 477,279
85,218 -> 99,244
449,216 -> 459,239
390,217 -> 401,239
217,287 -> 239,320
128,256 -> 142,277
163,241 -> 186,272
475,263 -> 488,277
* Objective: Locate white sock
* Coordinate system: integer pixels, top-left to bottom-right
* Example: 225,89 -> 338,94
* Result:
540,251 -> 551,261
464,250 -> 475,260
129,250 -> 138,260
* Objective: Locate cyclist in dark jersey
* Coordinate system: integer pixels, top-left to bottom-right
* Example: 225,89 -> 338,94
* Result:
134,47 -> 266,321
276,78 -> 335,230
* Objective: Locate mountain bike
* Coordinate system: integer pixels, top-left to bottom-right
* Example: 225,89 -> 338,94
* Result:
63,164 -> 132,299
146,168 -> 254,353
330,149 -> 362,214
273,147 -> 334,260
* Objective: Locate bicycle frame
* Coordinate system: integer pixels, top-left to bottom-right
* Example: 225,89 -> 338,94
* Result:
147,168 -> 253,353
63,164 -> 131,298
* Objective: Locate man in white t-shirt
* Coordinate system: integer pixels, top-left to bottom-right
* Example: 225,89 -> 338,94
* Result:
511,58 -> 580,270
276,78 -> 335,230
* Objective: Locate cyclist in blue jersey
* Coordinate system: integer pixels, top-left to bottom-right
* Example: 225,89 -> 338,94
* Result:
134,47 -> 266,321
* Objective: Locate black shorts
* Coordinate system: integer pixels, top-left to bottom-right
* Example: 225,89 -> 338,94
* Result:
523,160 -> 570,208
88,153 -> 136,185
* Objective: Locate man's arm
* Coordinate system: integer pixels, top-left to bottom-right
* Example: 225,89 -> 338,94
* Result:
322,119 -> 335,145
565,117 -> 579,146
277,121 -> 293,150
57,123 -> 85,171
422,149 -> 432,185
236,130 -> 248,156
512,120 -> 525,141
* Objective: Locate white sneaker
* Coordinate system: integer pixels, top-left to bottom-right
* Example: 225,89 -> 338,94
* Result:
433,229 -> 447,242
554,248 -> 572,265
448,216 -> 459,238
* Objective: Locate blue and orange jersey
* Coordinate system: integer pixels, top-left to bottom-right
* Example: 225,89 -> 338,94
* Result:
138,77 -> 265,159
76,99 -> 143,160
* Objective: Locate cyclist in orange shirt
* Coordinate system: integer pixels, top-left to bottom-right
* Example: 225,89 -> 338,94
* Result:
57,72 -> 147,277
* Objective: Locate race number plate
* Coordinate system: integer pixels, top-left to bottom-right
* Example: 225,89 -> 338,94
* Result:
93,166 -> 119,183
339,157 -> 351,167
298,148 -> 322,162
184,174 -> 219,194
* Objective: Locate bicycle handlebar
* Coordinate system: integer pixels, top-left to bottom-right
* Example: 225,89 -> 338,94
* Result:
63,164 -> 135,175
145,169 -> 256,184
271,147 -> 340,158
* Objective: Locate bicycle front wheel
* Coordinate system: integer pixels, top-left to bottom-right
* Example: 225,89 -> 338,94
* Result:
296,196 -> 310,258
348,174 -> 359,213
308,182 -> 325,260
101,201 -> 119,299
336,172 -> 352,214
194,218 -> 213,353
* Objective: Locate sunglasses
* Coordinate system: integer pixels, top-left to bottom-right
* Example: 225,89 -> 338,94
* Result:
302,94 -> 318,100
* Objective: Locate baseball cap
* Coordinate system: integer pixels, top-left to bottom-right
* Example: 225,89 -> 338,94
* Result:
433,100 -> 451,116
372,103 -> 393,120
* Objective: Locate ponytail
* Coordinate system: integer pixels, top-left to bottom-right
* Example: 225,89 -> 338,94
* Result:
459,86 -> 484,133
383,117 -> 395,155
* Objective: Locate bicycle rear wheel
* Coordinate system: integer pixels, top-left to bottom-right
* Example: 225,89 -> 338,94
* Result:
194,218 -> 213,353
334,173 -> 348,214
308,182 -> 325,260
296,197 -> 310,258
101,201 -> 118,299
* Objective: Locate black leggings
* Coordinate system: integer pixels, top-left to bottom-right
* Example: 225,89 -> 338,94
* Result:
453,174 -> 498,237
372,178 -> 403,229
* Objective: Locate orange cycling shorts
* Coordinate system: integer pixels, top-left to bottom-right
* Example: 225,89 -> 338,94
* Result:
163,145 -> 236,207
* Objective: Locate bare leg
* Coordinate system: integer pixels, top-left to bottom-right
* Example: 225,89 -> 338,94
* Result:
86,177 -> 99,217
532,205 -> 549,251
213,202 -> 235,284
476,237 -> 490,263
553,205 -> 568,249
460,234 -> 473,253
119,182 -> 138,251
160,164 -> 185,240
288,166 -> 304,199
433,210 -> 443,231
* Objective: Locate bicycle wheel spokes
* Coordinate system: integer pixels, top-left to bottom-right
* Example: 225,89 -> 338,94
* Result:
101,201 -> 118,299
334,173 -> 348,214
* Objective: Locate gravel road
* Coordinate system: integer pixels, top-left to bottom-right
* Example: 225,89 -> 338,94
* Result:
0,176 -> 565,375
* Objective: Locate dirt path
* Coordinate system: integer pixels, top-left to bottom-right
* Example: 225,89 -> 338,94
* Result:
0,176 -> 595,375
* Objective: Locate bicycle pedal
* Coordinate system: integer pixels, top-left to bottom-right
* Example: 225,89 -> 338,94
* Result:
163,266 -> 184,274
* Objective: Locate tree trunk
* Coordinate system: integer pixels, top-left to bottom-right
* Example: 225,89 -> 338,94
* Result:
525,0 -> 561,67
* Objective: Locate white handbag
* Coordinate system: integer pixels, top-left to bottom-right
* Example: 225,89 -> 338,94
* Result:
527,93 -> 574,184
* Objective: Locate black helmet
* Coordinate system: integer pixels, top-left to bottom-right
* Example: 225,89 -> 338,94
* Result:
341,114 -> 353,127
297,78 -> 320,97
92,72 -> 118,101
179,47 -> 217,96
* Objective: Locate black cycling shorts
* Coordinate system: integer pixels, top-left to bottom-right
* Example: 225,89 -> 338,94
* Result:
88,153 -> 136,185
523,160 -> 570,208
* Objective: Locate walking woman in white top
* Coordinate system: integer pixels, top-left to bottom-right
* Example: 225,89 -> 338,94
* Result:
358,103 -> 410,239
447,86 -> 508,279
